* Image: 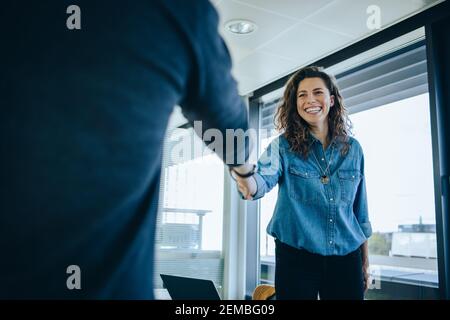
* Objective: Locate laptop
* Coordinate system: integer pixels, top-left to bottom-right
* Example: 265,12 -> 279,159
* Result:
160,274 -> 221,300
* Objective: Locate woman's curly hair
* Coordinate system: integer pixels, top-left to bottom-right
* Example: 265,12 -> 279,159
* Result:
274,66 -> 352,158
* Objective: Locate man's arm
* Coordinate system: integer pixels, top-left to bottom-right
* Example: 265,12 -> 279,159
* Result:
177,0 -> 251,167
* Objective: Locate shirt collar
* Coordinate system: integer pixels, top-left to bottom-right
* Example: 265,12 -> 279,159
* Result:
308,133 -> 337,147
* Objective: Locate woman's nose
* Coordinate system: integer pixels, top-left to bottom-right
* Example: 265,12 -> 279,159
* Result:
306,94 -> 316,104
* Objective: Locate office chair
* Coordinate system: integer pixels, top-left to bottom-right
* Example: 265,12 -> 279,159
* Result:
252,284 -> 276,300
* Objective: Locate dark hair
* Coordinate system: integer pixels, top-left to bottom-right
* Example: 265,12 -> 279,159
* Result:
274,66 -> 352,158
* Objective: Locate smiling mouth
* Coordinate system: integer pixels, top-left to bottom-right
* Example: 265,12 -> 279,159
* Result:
304,106 -> 322,114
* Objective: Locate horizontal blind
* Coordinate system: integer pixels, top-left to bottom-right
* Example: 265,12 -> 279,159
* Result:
336,42 -> 427,114
260,99 -> 280,131
154,111 -> 224,291
259,42 -> 427,130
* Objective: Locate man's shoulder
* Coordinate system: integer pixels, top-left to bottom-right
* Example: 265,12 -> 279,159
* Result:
161,0 -> 218,28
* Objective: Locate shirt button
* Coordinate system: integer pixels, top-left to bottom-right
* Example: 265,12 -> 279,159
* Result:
329,241 -> 333,244
321,158 -> 325,161
330,198 -> 333,201
329,219 -> 333,223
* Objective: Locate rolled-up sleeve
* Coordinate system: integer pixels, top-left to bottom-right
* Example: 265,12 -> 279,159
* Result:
353,152 -> 372,238
252,138 -> 283,200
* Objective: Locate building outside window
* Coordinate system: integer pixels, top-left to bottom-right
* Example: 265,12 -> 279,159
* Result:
350,93 -> 438,299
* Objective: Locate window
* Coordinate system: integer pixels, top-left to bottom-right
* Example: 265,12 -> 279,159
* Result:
154,108 -> 225,298
259,134 -> 278,284
350,93 -> 438,298
256,42 -> 440,298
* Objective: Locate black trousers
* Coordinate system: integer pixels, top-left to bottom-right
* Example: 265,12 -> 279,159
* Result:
275,239 -> 364,300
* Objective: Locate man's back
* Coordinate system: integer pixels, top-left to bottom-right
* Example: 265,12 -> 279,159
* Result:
0,0 -> 248,299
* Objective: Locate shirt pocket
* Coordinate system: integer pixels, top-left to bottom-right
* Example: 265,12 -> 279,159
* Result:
288,165 -> 322,204
338,169 -> 362,204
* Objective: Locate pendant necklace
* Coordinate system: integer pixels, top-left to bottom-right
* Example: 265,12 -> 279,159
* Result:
311,144 -> 334,185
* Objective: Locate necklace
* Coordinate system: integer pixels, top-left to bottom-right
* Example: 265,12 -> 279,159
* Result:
311,145 -> 334,184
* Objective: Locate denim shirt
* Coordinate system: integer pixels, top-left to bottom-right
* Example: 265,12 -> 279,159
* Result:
253,134 -> 372,256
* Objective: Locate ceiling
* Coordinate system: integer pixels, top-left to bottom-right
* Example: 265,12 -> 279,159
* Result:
211,0 -> 444,95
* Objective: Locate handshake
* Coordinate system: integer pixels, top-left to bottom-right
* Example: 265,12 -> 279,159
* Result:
229,163 -> 258,200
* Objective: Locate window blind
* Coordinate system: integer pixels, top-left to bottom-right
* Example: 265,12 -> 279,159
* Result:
259,42 -> 428,130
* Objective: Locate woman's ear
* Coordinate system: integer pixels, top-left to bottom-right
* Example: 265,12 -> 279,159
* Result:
330,95 -> 335,107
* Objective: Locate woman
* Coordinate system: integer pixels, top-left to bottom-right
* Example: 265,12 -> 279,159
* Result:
231,66 -> 372,300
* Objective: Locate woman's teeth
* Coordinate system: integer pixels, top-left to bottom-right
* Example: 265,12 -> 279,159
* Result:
305,107 -> 322,114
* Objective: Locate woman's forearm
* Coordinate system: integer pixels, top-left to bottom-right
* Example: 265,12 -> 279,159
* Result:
360,241 -> 369,264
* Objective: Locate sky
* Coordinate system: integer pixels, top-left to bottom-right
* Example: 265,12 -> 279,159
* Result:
350,93 -> 435,232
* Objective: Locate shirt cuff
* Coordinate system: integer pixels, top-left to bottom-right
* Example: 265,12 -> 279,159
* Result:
251,173 -> 266,200
360,222 -> 372,238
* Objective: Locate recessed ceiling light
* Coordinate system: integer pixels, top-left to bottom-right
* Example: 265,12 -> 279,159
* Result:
225,19 -> 257,35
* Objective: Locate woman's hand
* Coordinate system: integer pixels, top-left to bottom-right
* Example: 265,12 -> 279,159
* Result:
235,175 -> 257,200
360,241 -> 370,292
362,259 -> 370,292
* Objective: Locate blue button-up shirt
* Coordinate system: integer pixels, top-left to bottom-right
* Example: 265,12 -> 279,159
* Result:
253,134 -> 372,256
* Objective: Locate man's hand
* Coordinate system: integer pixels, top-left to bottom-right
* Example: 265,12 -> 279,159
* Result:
230,164 -> 257,200
236,175 -> 257,200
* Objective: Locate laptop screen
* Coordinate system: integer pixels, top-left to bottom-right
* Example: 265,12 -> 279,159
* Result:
160,274 -> 221,300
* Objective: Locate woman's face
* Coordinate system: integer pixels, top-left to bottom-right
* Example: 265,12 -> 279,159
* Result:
296,77 -> 335,127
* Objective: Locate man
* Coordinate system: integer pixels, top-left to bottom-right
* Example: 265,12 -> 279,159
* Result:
0,0 -> 253,299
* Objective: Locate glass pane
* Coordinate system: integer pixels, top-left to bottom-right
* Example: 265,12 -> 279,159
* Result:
258,94 -> 439,297
259,134 -> 279,285
350,93 -> 438,298
154,126 -> 225,299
